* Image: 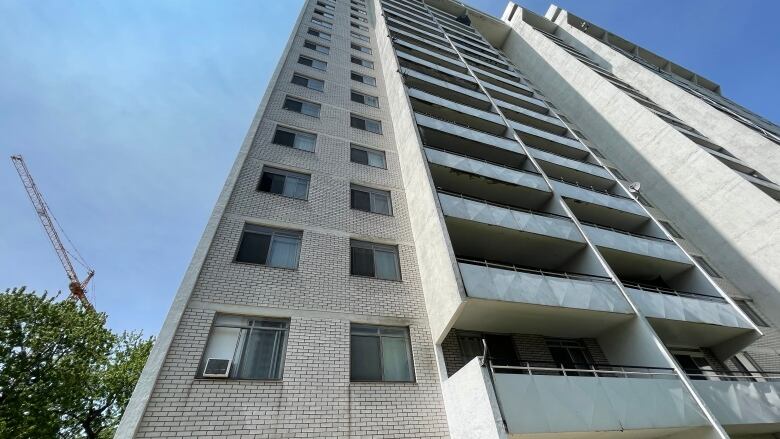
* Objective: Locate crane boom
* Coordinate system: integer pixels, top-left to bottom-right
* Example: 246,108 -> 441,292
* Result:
11,155 -> 94,309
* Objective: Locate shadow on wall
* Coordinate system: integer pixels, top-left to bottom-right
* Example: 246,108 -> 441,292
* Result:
501,25 -> 780,320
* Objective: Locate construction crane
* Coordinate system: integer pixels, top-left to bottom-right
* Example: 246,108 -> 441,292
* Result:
11,155 -> 95,310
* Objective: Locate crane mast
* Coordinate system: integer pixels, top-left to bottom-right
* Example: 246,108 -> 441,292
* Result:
11,155 -> 94,309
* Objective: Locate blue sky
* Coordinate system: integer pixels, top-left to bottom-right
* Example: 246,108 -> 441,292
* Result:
2,0 -> 777,336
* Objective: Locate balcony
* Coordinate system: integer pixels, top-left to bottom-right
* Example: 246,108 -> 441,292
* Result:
438,191 -> 579,243
581,222 -> 690,265
471,66 -> 532,96
415,112 -> 525,163
693,378 -> 780,434
483,82 -> 549,114
425,147 -> 550,204
396,50 -> 477,91
388,26 -> 458,60
457,258 -> 630,316
551,178 -> 646,217
496,99 -> 567,136
511,120 -> 590,160
408,87 -> 506,135
443,358 -> 709,438
393,38 -> 466,73
528,146 -> 615,186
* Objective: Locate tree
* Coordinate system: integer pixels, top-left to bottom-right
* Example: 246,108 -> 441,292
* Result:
0,287 -> 154,439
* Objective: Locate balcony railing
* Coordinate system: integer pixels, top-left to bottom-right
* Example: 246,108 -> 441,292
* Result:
457,257 -> 612,284
685,370 -> 780,382
490,361 -> 677,379
579,220 -> 672,243
438,189 -> 567,221
621,280 -> 727,303
548,176 -> 629,199
424,144 -> 540,175
414,111 -> 515,143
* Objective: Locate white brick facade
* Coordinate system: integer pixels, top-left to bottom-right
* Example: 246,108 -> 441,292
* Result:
127,0 -> 449,436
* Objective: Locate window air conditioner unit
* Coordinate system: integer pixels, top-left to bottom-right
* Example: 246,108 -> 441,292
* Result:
203,358 -> 232,378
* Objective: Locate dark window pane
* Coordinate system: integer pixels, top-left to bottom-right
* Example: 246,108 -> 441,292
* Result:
351,147 -> 369,165
485,335 -> 519,366
351,72 -> 362,82
236,232 -> 271,264
350,245 -> 374,276
351,335 -> 381,380
259,172 -> 286,195
350,116 -> 366,130
283,98 -> 303,112
351,189 -> 371,211
298,56 -> 312,67
291,75 -> 308,87
304,41 -> 316,50
351,91 -> 365,104
273,129 -> 295,147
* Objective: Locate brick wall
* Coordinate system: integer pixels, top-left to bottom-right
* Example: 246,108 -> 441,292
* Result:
134,0 -> 449,436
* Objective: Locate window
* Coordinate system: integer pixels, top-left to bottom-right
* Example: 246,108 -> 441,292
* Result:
734,300 -> 769,327
314,8 -> 334,19
310,17 -> 333,29
258,167 -> 310,200
351,114 -> 382,134
458,333 -> 520,366
307,27 -> 331,41
291,73 -> 324,92
351,144 -> 386,168
235,224 -> 302,269
350,71 -> 376,86
272,126 -> 316,152
351,42 -> 372,55
317,1 -> 335,10
298,55 -> 327,71
200,315 -> 289,380
350,324 -> 413,381
351,184 -> 391,214
351,6 -> 367,15
671,348 -> 719,381
546,338 -> 594,375
303,40 -> 330,55
351,22 -> 369,31
659,221 -> 682,239
283,96 -> 321,117
350,240 -> 400,280
351,56 -> 374,69
351,31 -> 370,42
692,255 -> 720,278
351,13 -> 368,23
351,90 -> 379,107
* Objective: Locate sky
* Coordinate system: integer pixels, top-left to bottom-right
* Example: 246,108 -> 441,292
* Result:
1,0 -> 778,336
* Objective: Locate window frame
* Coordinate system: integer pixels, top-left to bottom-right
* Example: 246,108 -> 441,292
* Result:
307,27 -> 332,41
349,239 -> 401,281
234,224 -> 303,270
350,183 -> 392,215
351,30 -> 370,42
351,42 -> 372,55
350,114 -> 382,134
258,166 -> 311,200
350,89 -> 379,108
297,55 -> 327,71
350,71 -> 376,86
291,72 -> 325,92
351,21 -> 369,31
310,16 -> 333,29
350,144 -> 386,168
313,8 -> 334,19
199,314 -> 290,380
351,55 -> 374,69
272,125 -> 317,152
350,324 -> 415,382
283,96 -> 321,118
316,0 -> 335,10
303,39 -> 330,55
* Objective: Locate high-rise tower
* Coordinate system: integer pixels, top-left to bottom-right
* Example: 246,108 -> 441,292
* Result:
118,1 -> 780,438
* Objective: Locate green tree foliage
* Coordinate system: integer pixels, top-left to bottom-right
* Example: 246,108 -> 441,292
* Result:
0,287 -> 153,439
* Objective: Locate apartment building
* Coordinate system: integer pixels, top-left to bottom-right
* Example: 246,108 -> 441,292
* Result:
117,1 -> 780,438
